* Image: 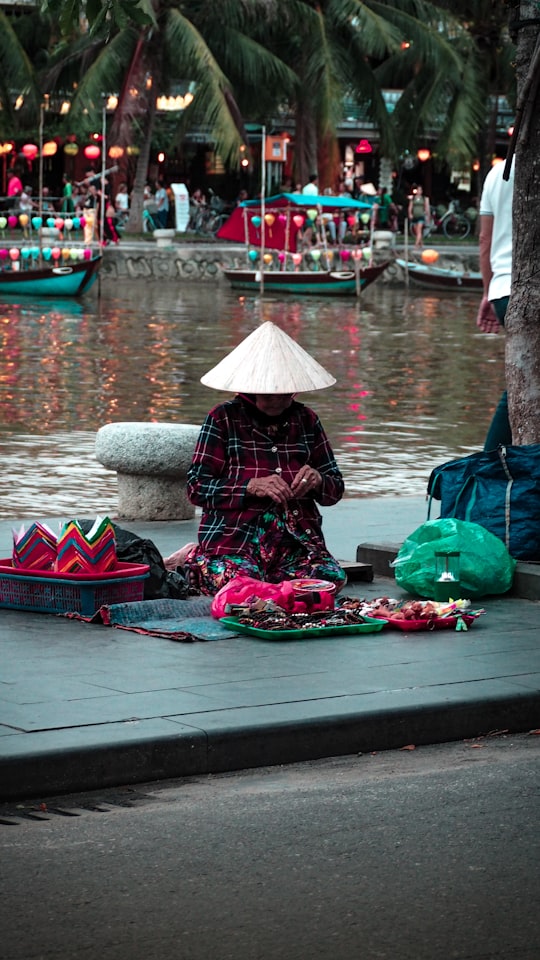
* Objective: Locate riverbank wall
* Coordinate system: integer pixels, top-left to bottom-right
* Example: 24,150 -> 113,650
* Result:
100,240 -> 480,284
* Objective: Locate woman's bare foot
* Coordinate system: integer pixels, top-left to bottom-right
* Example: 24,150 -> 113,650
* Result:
163,542 -> 197,571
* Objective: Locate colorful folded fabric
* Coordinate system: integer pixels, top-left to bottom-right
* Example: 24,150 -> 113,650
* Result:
55,516 -> 117,573
12,522 -> 58,570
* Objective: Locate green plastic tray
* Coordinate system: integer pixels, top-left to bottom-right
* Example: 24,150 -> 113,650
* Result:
219,614 -> 388,640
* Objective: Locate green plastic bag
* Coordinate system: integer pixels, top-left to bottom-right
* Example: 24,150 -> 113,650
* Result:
391,518 -> 516,599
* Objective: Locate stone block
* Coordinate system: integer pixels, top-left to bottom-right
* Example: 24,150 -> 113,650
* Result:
95,421 -> 201,520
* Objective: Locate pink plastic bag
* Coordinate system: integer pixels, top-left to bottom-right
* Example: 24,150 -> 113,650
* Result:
211,575 -> 336,619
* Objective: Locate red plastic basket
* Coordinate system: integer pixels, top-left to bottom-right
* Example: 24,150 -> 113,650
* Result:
0,560 -> 149,616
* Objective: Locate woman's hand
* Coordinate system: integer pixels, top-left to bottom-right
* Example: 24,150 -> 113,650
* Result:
290,467 -> 322,497
247,475 -> 293,506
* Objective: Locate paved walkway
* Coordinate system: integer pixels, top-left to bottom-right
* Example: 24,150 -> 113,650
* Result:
1,496 -> 539,801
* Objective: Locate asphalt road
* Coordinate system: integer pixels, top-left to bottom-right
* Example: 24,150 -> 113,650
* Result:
1,734 -> 539,960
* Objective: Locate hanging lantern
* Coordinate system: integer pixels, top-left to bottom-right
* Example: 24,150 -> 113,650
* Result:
421,248 -> 439,265
417,148 -> 431,162
251,215 -> 262,228
306,208 -> 318,221
126,145 -> 140,156
42,141 -> 58,157
7,216 -> 18,229
21,144 -> 38,160
9,247 -> 20,260
248,249 -> 259,261
310,249 -> 321,261
263,253 -> 273,264
340,249 -> 351,261
293,215 -> 304,228
0,217 -> 7,230
31,216 -> 42,230
0,143 -> 13,156
51,246 -> 61,260
19,214 -> 29,228
355,139 -> 372,154
264,213 -> 275,227
64,143 -> 79,156
347,215 -> 356,227
108,145 -> 124,159
291,252 -> 303,265
84,144 -> 101,160
351,249 -> 363,261
64,219 -> 73,231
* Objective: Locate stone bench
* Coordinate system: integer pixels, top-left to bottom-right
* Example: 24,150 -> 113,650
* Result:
95,421 -> 201,520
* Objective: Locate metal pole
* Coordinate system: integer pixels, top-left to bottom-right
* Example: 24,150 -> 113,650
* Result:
259,125 -> 266,297
99,104 -> 106,247
38,102 -> 44,218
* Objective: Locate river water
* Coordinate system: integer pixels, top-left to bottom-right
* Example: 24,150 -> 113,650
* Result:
0,275 -> 504,519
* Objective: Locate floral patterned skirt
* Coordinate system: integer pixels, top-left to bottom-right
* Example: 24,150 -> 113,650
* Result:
184,509 -> 346,596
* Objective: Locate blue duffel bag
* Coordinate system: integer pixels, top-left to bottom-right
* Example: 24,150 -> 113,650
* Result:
427,444 -> 540,561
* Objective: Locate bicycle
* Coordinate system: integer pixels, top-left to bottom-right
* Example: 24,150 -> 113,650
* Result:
423,199 -> 471,241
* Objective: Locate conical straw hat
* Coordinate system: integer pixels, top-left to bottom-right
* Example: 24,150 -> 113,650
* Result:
200,321 -> 336,393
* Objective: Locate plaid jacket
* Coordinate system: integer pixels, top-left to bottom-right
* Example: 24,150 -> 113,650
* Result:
187,396 -> 344,557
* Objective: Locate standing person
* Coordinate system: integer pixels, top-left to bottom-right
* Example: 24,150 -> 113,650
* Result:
61,174 -> 75,213
479,158 -> 514,449
302,174 -> 319,196
154,179 -> 169,228
164,321 -> 347,596
7,171 -> 23,199
407,184 -> 431,248
114,182 -> 130,226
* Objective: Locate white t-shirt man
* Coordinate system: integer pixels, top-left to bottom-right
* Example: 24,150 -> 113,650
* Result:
302,177 -> 318,196
479,160 -> 514,302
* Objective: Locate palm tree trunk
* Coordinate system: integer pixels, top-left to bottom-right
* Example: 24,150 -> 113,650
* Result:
125,96 -> 156,235
505,5 -> 540,443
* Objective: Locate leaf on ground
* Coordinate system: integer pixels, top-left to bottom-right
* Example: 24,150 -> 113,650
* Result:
400,744 -> 416,751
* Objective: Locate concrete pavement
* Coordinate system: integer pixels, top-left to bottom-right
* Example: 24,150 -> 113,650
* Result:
0,496 -> 539,802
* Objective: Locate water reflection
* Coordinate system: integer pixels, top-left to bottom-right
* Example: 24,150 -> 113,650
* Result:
0,279 -> 505,518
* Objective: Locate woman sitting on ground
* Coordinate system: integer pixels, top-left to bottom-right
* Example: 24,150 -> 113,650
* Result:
164,322 -> 347,595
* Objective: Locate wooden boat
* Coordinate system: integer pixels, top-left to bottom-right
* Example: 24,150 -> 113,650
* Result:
223,262 -> 389,296
395,258 -> 482,291
0,256 -> 102,298
218,192 -> 390,296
